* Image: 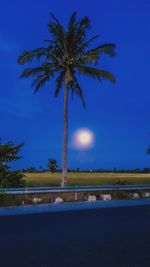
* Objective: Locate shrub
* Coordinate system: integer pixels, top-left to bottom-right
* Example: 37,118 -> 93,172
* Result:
0,171 -> 26,188
0,193 -> 12,206
0,138 -> 25,188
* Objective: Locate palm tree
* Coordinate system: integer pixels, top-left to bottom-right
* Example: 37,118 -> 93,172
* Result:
18,12 -> 116,186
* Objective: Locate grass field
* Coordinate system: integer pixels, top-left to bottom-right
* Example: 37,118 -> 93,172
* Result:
25,172 -> 150,187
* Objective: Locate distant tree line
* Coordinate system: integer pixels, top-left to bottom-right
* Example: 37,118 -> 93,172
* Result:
21,166 -> 150,174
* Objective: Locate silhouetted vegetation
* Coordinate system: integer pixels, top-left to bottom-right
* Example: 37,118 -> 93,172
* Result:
0,139 -> 25,188
18,12 -> 116,186
48,159 -> 57,173
21,167 -> 150,174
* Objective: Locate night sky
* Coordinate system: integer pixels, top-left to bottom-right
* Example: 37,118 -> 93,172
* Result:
1,0 -> 150,170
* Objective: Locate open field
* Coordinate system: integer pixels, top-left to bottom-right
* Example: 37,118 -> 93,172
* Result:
25,172 -> 150,187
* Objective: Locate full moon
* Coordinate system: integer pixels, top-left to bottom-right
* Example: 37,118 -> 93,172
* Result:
72,128 -> 95,149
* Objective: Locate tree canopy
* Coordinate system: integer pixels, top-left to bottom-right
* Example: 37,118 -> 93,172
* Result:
18,12 -> 116,107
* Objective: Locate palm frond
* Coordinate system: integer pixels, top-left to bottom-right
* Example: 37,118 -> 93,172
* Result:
20,67 -> 43,78
20,62 -> 55,78
20,62 -> 56,93
32,75 -> 52,94
73,16 -> 91,49
76,35 -> 99,55
86,43 -> 116,57
55,71 -> 65,97
66,12 -> 78,53
78,16 -> 91,32
73,78 -> 86,108
66,15 -> 92,58
76,43 -> 116,66
48,14 -> 67,56
18,47 -> 49,65
76,65 -> 116,83
69,69 -> 86,107
67,11 -> 78,35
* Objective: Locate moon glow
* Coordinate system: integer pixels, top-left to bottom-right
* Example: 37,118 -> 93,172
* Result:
72,128 -> 95,149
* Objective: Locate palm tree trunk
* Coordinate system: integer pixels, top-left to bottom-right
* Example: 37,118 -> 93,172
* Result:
61,82 -> 68,186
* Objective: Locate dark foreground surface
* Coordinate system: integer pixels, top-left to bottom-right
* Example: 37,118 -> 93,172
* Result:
0,206 -> 150,267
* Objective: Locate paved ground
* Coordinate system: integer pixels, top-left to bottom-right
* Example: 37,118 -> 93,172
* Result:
1,199 -> 150,216
0,205 -> 150,267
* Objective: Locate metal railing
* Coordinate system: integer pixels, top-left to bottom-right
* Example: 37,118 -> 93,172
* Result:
1,184 -> 150,195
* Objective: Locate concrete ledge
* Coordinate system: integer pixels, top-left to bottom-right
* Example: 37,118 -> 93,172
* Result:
0,199 -> 150,217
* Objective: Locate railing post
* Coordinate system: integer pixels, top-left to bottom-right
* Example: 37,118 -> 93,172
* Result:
25,186 -> 28,200
74,192 -> 78,201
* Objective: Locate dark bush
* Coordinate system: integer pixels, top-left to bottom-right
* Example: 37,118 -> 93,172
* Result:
0,138 -> 25,188
0,171 -> 26,188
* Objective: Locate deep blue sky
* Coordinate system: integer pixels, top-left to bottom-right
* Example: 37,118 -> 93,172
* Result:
1,0 -> 150,170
